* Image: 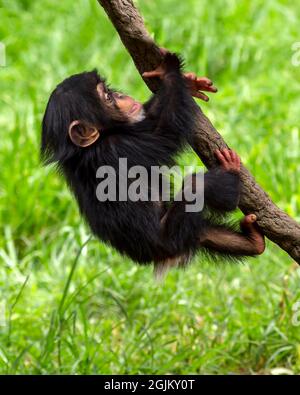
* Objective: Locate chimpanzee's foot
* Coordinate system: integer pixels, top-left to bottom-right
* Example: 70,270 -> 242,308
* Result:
214,148 -> 241,173
198,214 -> 265,256
240,214 -> 265,255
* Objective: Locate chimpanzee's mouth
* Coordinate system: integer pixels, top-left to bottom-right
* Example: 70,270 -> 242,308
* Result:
130,102 -> 142,115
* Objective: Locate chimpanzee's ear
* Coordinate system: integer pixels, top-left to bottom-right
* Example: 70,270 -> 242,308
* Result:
68,120 -> 100,147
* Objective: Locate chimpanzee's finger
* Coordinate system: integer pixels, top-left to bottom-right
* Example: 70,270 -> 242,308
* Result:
185,72 -> 197,80
193,91 -> 209,101
142,71 -> 161,78
206,85 -> 218,92
197,85 -> 218,93
229,149 -> 236,162
197,77 -> 213,86
159,47 -> 169,56
222,148 -> 232,162
215,149 -> 227,163
231,150 -> 240,167
236,153 -> 241,167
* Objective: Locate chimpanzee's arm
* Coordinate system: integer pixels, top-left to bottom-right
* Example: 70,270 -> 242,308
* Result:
142,53 -> 197,145
203,148 -> 241,212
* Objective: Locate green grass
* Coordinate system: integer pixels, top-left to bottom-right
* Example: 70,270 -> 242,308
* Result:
0,0 -> 300,374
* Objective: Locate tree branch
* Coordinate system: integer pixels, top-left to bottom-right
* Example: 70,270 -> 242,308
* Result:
98,0 -> 300,263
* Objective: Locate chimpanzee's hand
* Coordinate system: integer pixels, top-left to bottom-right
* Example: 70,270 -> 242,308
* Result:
143,48 -> 217,101
184,72 -> 218,101
142,50 -> 181,80
215,148 -> 241,173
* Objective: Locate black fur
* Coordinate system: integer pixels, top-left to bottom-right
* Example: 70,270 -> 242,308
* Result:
41,53 -> 243,265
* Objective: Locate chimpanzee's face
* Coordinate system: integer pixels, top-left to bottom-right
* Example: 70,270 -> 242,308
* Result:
42,70 -> 148,153
96,82 -> 144,122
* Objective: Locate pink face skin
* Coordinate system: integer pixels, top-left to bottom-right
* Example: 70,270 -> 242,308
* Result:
97,83 -> 143,121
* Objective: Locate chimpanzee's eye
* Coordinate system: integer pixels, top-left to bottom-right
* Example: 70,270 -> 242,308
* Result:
104,92 -> 113,102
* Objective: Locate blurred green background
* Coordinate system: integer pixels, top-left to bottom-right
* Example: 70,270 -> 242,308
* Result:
0,0 -> 300,374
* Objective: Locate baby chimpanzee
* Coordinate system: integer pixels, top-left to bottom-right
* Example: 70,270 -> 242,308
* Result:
41,52 -> 264,276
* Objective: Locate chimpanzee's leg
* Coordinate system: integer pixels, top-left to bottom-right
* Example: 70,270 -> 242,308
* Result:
157,149 -> 265,265
199,149 -> 265,255
155,212 -> 264,279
